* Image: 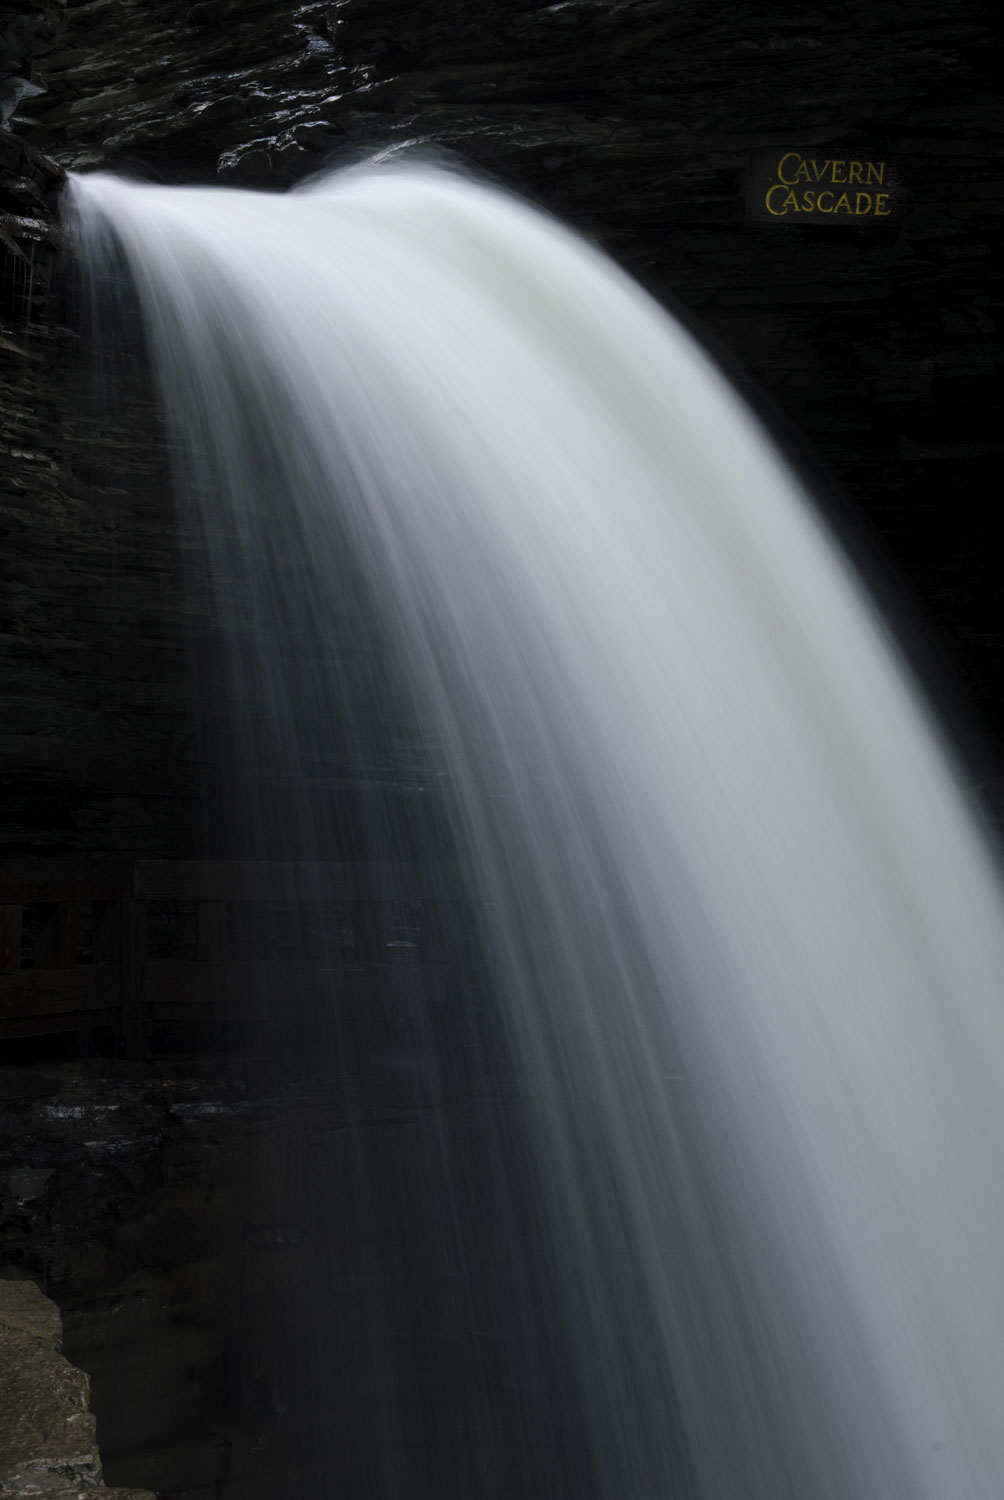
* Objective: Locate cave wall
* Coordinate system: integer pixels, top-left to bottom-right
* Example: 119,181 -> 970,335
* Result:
0,9 -> 1001,1494
1,0 -> 1002,852
2,0 -> 199,856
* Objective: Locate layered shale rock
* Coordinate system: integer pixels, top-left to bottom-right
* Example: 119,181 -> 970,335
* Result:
0,1275 -> 156,1499
2,0 -> 999,855
1,12 -> 197,857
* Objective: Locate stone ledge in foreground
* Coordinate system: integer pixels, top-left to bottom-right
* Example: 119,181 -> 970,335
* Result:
0,1276 -> 157,1500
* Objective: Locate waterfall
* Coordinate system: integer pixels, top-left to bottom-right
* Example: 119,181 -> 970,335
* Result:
70,160 -> 1004,1500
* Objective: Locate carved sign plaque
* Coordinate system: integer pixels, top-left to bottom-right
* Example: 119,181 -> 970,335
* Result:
746,148 -> 906,224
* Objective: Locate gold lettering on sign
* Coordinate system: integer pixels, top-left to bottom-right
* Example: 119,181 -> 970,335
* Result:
758,153 -> 895,220
777,152 -> 801,185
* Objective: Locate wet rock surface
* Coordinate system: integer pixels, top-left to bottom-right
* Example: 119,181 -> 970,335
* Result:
1,18 -> 199,857
0,1274 -> 156,1499
0,322 -> 201,856
0,0 -> 999,853
0,1022 -> 572,1500
0,1056 -> 282,1496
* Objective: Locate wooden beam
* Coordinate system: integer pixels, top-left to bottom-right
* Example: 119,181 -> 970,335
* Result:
0,860 -> 131,904
142,959 -> 453,1011
0,966 -> 113,1018
133,859 -> 461,903
0,1010 -> 120,1041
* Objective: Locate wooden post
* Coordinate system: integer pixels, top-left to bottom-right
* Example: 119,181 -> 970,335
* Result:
118,899 -> 148,1059
34,903 -> 79,970
93,898 -> 147,1057
91,900 -> 117,966
0,906 -> 22,974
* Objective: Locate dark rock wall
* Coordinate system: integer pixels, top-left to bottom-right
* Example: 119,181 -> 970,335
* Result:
1,1015 -> 567,1500
0,316 -> 200,855
3,0 -> 1002,833
0,1059 -> 265,1495
2,2 -> 200,856
1,10 -> 1001,1495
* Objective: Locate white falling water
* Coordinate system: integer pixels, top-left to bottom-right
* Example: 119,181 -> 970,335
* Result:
70,161 -> 1004,1500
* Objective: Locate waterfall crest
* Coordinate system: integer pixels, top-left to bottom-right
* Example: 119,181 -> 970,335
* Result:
70,161 -> 1004,1500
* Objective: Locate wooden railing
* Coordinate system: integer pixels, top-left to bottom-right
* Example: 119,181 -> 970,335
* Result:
0,860 -> 467,1056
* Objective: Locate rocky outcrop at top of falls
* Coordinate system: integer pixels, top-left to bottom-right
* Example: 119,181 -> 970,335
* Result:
0,2 -> 64,315
1,0 -> 1002,853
